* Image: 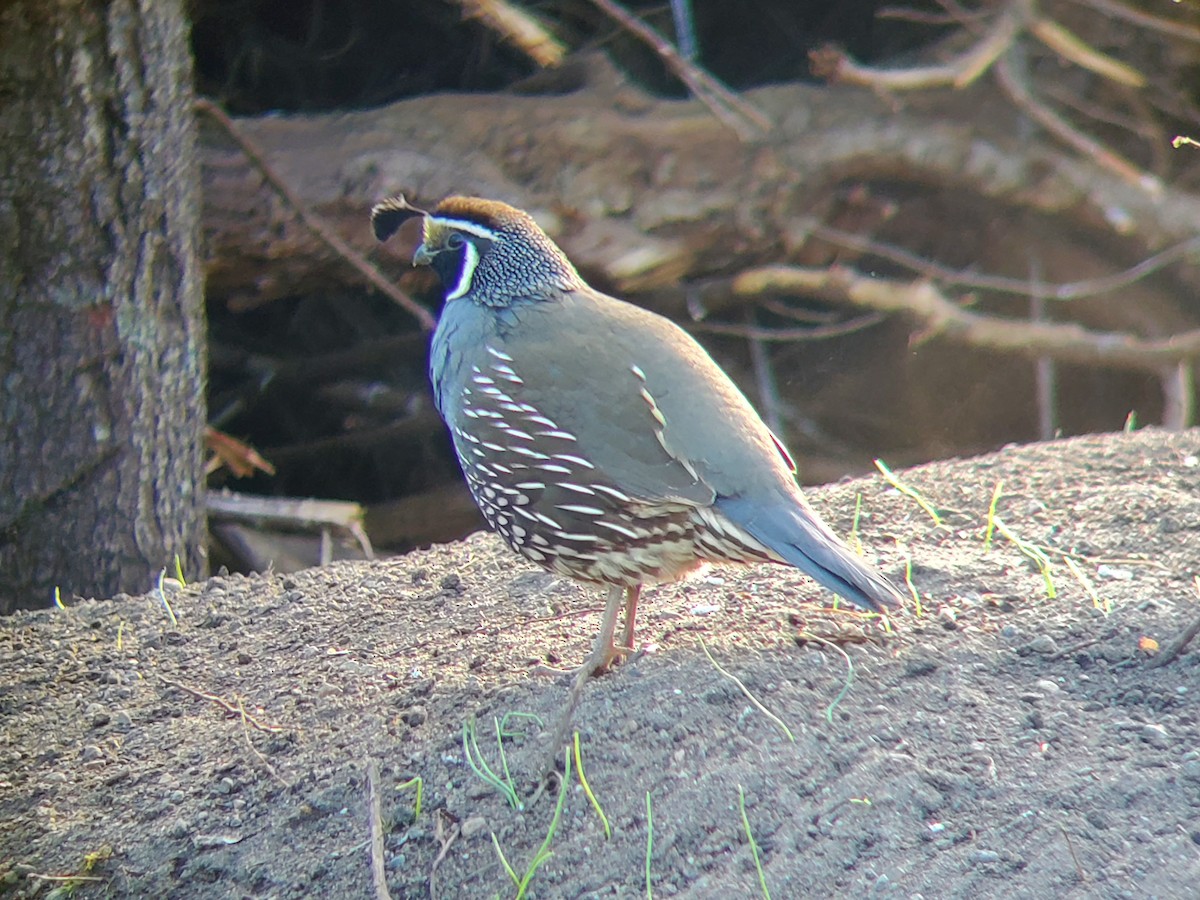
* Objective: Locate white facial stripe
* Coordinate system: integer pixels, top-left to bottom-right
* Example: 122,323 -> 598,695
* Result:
446,240 -> 480,301
431,217 -> 500,240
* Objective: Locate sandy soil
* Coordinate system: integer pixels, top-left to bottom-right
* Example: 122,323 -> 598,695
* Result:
3,429 -> 1200,899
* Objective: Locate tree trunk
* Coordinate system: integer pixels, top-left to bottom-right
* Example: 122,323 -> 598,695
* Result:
0,0 -> 206,612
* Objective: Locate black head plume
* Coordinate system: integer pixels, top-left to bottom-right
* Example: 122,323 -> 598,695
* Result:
371,195 -> 428,242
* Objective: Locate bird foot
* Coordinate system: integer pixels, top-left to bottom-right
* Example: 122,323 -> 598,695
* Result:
590,643 -> 631,675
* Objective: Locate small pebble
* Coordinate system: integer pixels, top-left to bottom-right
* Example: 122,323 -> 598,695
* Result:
1027,635 -> 1058,655
460,816 -> 487,838
904,658 -> 939,677
970,850 -> 1001,864
167,818 -> 191,838
400,707 -> 427,727
1141,723 -> 1170,748
86,703 -> 110,728
1034,679 -> 1060,694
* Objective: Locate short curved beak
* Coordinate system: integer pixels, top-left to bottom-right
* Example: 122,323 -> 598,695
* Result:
412,244 -> 436,267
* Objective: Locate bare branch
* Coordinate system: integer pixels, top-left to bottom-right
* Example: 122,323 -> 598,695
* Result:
808,224 -> 1200,302
1064,0 -> 1200,45
587,0 -> 770,139
994,53 -> 1159,192
732,265 -> 1200,375
453,0 -> 565,68
810,5 -> 1020,89
195,99 -> 436,331
1029,17 -> 1146,88
688,313 -> 886,342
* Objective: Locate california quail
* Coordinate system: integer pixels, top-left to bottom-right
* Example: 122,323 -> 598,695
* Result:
372,195 -> 903,758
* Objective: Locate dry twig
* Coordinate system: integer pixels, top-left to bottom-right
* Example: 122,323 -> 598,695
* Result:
195,98 -> 436,331
237,696 -> 291,788
366,759 -> 393,900
1064,0 -> 1200,45
731,265 -> 1200,374
587,0 -> 770,139
1147,578 -> 1200,669
453,0 -> 565,68
689,313 -> 885,342
810,4 -> 1020,89
428,810 -> 461,900
994,54 -> 1157,192
157,675 -> 285,733
806,226 -> 1200,303
811,0 -> 1160,192
206,491 -> 374,560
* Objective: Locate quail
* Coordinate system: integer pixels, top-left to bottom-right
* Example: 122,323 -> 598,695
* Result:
372,195 -> 903,759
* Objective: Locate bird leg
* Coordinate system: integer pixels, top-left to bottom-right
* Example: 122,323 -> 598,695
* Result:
545,584 -> 626,772
619,583 -> 641,652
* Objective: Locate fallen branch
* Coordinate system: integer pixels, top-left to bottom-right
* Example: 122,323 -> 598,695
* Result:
206,490 -> 374,560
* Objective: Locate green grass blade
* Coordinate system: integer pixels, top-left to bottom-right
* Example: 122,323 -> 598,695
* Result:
902,552 -> 922,618
574,732 -> 611,839
462,719 -> 520,810
645,791 -> 654,900
490,832 -> 519,886
994,517 -> 1057,598
796,632 -> 854,722
699,638 -> 795,742
983,480 -> 1004,552
874,458 -> 942,526
739,785 -> 771,900
515,747 -> 571,898
396,776 -> 423,820
156,568 -> 179,627
1064,556 -> 1109,614
849,493 -> 864,555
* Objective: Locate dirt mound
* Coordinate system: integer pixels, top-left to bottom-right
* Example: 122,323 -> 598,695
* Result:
3,429 -> 1199,898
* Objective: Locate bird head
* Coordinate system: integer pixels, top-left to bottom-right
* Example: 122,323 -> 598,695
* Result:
371,195 -> 583,307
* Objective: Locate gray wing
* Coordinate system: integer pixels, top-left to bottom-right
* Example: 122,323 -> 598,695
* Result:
494,288 -> 792,507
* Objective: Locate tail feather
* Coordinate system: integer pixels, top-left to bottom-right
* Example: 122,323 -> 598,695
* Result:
717,495 -> 903,613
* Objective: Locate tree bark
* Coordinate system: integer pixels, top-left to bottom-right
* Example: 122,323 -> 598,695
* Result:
0,0 -> 206,612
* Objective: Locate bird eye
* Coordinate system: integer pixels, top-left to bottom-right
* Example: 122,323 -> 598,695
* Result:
447,232 -> 466,250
